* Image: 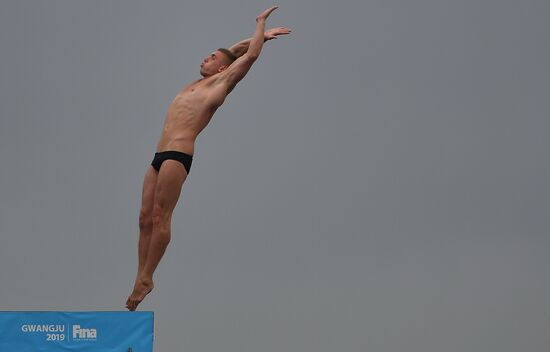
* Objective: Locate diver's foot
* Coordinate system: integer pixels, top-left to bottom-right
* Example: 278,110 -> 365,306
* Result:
125,277 -> 154,311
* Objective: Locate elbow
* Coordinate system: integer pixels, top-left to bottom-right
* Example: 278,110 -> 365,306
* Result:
245,51 -> 259,62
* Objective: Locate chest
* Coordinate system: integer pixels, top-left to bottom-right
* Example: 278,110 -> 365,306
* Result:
170,86 -> 207,109
176,81 -> 226,108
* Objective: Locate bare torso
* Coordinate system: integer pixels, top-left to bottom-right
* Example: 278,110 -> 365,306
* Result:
156,75 -> 227,155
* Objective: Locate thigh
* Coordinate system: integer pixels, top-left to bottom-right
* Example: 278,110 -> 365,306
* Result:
153,160 -> 188,217
140,165 -> 158,214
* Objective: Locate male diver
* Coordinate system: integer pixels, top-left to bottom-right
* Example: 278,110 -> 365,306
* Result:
126,6 -> 291,311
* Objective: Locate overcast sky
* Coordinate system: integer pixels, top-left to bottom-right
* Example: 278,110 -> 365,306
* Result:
1,1 -> 549,351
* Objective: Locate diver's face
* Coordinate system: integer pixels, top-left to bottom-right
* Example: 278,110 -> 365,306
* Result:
200,51 -> 227,77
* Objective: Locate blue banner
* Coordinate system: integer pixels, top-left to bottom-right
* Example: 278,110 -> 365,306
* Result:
0,311 -> 153,352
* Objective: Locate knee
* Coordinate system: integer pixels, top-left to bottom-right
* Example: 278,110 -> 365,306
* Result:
151,209 -> 169,231
152,211 -> 171,244
139,210 -> 153,232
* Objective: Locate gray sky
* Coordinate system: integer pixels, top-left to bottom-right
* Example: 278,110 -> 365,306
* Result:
1,0 -> 549,351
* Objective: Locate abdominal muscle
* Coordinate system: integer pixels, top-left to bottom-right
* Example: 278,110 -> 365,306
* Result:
156,132 -> 197,156
155,74 -> 227,155
155,92 -> 217,155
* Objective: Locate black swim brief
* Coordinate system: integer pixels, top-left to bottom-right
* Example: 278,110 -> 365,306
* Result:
151,150 -> 193,174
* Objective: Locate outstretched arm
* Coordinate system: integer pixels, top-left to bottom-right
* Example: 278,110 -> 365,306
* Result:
229,27 -> 292,58
221,6 -> 282,91
247,6 -> 278,59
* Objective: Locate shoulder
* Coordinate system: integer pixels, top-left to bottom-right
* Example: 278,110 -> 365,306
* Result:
200,76 -> 230,106
217,54 -> 258,92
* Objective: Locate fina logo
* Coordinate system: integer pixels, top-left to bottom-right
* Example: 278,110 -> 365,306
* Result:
72,324 -> 97,340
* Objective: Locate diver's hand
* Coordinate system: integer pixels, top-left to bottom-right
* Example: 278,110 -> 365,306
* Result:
256,6 -> 278,22
264,27 -> 292,40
